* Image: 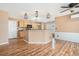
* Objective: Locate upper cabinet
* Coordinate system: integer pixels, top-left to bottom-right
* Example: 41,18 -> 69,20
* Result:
18,20 -> 27,27
18,20 -> 42,30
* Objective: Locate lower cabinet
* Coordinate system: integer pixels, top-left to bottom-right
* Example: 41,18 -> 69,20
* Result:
18,30 -> 25,39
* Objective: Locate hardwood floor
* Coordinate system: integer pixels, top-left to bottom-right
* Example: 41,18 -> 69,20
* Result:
0,39 -> 79,56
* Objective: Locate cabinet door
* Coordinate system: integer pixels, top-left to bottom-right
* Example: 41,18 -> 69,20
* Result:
18,20 -> 24,27
18,30 -> 25,38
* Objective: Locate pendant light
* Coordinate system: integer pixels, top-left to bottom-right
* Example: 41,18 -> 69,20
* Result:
24,13 -> 28,19
46,13 -> 51,19
35,10 -> 38,18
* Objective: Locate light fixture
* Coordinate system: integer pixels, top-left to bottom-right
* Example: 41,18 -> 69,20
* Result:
24,13 -> 28,19
23,11 -> 51,22
35,10 -> 38,18
46,13 -> 51,19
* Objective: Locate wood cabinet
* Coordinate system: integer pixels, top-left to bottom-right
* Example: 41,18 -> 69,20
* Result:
18,20 -> 27,27
18,20 -> 34,28
18,20 -> 42,30
18,30 -> 28,42
18,30 -> 25,38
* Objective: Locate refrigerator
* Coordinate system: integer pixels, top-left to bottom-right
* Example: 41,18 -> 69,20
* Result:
8,20 -> 17,39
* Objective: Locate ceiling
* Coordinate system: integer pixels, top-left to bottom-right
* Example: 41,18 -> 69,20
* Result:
0,3 -> 70,22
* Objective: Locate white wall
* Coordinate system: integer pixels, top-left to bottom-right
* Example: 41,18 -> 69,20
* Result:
55,32 -> 79,43
0,11 -> 8,45
46,21 -> 55,32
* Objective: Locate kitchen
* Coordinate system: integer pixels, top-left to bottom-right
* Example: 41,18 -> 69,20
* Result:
0,3 -> 79,56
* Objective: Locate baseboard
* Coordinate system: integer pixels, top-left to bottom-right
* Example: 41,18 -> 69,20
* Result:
8,38 -> 17,39
28,40 -> 51,44
0,42 -> 8,45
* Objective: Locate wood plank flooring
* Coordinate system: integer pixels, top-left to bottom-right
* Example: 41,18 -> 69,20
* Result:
0,39 -> 79,56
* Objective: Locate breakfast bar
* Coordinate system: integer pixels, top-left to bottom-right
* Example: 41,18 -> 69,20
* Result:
24,30 -> 52,44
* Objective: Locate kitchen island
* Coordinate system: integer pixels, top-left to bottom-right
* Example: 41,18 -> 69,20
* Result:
24,30 -> 52,44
